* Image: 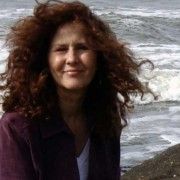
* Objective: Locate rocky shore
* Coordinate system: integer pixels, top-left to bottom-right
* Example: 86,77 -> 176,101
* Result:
122,144 -> 180,180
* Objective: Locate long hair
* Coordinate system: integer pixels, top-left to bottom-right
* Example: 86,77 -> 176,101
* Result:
0,1 -> 153,138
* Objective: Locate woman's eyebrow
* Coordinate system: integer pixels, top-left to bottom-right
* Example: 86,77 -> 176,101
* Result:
51,43 -> 68,49
74,42 -> 88,46
52,43 -> 67,47
52,42 -> 88,48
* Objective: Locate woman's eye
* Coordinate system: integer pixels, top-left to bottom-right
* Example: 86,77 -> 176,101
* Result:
77,45 -> 89,50
56,48 -> 67,52
54,46 -> 68,52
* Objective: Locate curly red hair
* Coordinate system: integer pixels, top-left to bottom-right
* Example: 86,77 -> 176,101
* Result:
0,1 -> 153,138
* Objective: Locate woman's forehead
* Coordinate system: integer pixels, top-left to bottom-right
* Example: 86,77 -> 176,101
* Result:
58,21 -> 88,34
51,22 -> 89,45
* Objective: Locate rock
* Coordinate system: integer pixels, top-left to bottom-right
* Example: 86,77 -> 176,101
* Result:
122,144 -> 180,180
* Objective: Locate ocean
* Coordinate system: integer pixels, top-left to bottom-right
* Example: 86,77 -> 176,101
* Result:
0,0 -> 180,172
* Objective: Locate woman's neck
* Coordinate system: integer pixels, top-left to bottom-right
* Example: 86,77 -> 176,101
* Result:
57,88 -> 89,138
57,88 -> 86,123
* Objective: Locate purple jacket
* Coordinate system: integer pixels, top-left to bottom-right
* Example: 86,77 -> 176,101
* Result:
0,112 -> 121,180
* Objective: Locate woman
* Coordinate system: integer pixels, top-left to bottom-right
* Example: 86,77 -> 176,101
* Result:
0,1 -> 152,180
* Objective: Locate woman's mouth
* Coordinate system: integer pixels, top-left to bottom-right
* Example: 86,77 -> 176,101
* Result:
64,69 -> 83,75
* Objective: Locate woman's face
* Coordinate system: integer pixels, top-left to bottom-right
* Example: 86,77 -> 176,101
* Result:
48,22 -> 97,93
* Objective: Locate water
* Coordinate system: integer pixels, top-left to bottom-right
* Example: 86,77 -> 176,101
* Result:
121,102 -> 180,172
0,0 -> 180,172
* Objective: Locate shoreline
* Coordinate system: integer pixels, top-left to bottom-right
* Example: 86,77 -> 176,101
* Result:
122,143 -> 180,179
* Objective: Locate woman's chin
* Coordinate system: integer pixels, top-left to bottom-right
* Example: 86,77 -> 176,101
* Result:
60,83 -> 87,92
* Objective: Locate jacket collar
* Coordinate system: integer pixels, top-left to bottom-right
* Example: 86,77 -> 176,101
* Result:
39,112 -> 73,139
39,110 -> 95,139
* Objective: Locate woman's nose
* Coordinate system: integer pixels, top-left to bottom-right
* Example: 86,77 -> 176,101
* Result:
66,48 -> 79,64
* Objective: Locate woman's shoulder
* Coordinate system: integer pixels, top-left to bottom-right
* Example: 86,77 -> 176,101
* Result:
0,112 -> 30,126
0,112 -> 33,138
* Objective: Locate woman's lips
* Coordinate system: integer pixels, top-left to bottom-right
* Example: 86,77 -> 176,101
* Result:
64,69 -> 83,75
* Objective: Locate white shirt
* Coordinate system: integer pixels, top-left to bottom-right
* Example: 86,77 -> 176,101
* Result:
76,138 -> 90,180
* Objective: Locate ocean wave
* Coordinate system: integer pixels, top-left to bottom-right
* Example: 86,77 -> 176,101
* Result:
0,8 -> 32,19
160,134 -> 180,146
132,68 -> 180,104
0,40 -> 8,63
130,44 -> 180,69
131,43 -> 180,51
94,7 -> 180,19
113,16 -> 179,44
